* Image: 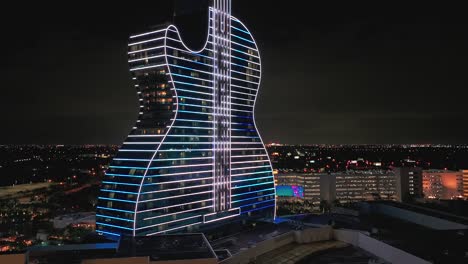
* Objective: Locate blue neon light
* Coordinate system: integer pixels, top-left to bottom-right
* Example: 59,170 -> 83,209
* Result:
231,188 -> 276,197
98,197 -> 136,203
96,222 -> 133,230
96,214 -> 134,222
97,206 -> 134,214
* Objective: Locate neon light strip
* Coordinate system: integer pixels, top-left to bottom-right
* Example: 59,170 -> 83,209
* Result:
231,55 -> 260,65
130,64 -> 166,71
231,176 -> 274,184
170,73 -> 213,83
231,33 -> 255,44
231,47 -> 260,58
128,37 -> 164,47
96,206 -> 134,214
232,181 -> 273,189
231,159 -> 270,164
177,96 -> 214,103
173,119 -> 214,124
96,214 -> 135,222
176,88 -> 213,96
98,230 -> 121,237
231,154 -> 267,158
168,64 -> 213,75
231,76 -> 259,85
230,62 -> 260,72
231,83 -> 257,91
105,173 -> 144,178
231,69 -> 259,79
96,222 -> 133,231
231,193 -> 274,203
231,170 -> 272,177
231,96 -> 254,102
231,187 -> 276,197
129,54 -> 164,63
145,170 -> 214,178
144,177 -> 213,187
166,55 -> 213,66
127,135 -> 165,137
231,25 -> 250,34
143,206 -> 212,221
204,213 -> 238,224
128,46 -> 164,55
98,197 -> 136,203
100,189 -> 139,195
138,199 -> 212,214
122,142 -> 159,145
136,214 -> 202,230
102,181 -> 141,186
141,183 -> 211,194
130,28 -> 166,39
139,190 -> 212,203
165,46 -> 212,60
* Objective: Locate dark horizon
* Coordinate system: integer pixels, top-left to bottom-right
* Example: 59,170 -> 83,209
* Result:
2,1 -> 468,145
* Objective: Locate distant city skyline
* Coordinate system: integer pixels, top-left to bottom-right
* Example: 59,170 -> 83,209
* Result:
2,1 -> 468,144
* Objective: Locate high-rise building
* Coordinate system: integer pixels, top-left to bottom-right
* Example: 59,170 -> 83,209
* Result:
393,167 -> 423,202
96,0 -> 275,239
423,170 -> 464,199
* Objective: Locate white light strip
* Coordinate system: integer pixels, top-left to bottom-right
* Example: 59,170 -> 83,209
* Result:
231,83 -> 257,91
128,46 -> 164,55
136,214 -> 202,230
230,165 -> 271,171
231,154 -> 268,158
138,199 -> 211,213
129,37 -> 165,46
231,159 -> 270,164
143,206 -> 212,221
231,176 -> 273,184
130,64 -> 166,71
231,96 -> 254,102
142,183 -> 212,195
231,69 -> 259,79
146,170 -> 213,178
130,28 -> 166,39
231,76 -> 259,85
145,177 -> 213,187
139,190 -> 212,203
204,213 -> 238,224
129,54 -> 165,63
231,171 -> 272,177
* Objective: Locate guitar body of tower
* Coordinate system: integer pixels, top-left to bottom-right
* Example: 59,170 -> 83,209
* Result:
96,0 -> 276,239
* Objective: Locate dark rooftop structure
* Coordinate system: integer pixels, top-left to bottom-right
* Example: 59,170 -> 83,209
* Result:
25,233 -> 217,264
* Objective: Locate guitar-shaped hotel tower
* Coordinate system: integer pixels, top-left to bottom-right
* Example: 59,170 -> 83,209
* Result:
96,0 -> 276,239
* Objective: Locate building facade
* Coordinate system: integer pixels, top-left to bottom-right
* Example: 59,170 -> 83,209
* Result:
422,170 -> 464,199
275,170 -> 396,204
393,167 -> 423,202
96,0 -> 275,239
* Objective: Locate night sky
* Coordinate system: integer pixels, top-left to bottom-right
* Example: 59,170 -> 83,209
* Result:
2,1 -> 468,145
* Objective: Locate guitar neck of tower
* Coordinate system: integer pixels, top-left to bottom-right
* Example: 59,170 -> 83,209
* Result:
213,0 -> 231,15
